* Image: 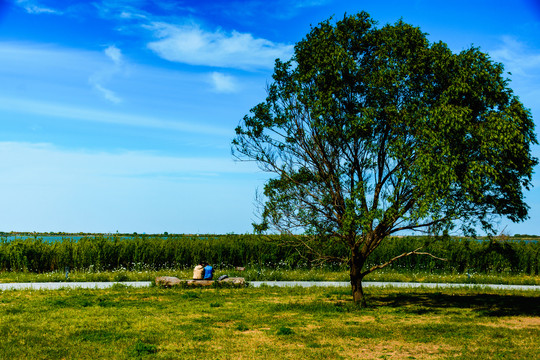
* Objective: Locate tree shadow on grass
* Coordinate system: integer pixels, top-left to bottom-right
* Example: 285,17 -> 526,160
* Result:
367,292 -> 540,317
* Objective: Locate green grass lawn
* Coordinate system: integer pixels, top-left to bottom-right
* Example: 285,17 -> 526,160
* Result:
0,285 -> 538,359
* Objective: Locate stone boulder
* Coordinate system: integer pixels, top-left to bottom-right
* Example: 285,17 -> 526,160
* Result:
155,276 -> 182,287
155,276 -> 246,287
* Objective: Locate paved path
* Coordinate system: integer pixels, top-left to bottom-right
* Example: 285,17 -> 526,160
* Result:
251,281 -> 540,291
0,281 -> 152,290
0,281 -> 538,291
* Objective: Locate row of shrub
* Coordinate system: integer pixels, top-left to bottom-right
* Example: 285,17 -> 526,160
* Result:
367,236 -> 539,275
0,234 -> 537,274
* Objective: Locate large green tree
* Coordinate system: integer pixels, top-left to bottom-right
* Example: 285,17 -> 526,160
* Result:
232,13 -> 537,304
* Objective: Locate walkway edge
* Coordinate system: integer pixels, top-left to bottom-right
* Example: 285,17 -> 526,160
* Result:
0,281 -> 538,291
0,281 -> 152,290
251,281 -> 540,291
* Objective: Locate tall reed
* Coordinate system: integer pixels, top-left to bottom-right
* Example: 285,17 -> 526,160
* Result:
0,234 -> 537,275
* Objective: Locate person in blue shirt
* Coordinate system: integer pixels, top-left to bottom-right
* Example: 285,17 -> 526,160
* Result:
203,263 -> 214,280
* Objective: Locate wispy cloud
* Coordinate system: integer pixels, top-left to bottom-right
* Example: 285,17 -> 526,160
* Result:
79,1 -> 295,70
489,36 -> 540,77
209,72 -> 238,93
209,0 -> 330,21
15,0 -> 62,15
0,141 -> 253,180
93,83 -> 122,103
144,22 -> 293,70
104,44 -> 123,64
0,141 -> 258,233
0,41 -> 263,140
293,0 -> 331,9
89,45 -> 125,103
0,97 -> 230,136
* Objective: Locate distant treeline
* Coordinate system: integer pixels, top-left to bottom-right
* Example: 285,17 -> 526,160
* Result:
0,235 -> 538,274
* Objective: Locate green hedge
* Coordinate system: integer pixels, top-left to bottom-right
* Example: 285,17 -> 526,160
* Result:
0,235 -> 303,272
0,235 -> 537,275
367,236 -> 539,274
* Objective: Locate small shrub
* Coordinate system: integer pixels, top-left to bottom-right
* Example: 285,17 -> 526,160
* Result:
96,297 -> 114,308
236,323 -> 249,331
181,291 -> 199,299
4,307 -> 23,315
113,272 -> 130,282
110,283 -> 129,290
192,334 -> 212,341
277,326 -> 294,335
127,340 -> 157,357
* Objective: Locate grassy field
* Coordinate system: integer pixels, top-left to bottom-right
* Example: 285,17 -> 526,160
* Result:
0,285 -> 538,359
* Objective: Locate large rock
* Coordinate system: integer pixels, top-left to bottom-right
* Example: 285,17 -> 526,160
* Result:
155,276 -> 182,287
155,276 -> 246,287
221,277 -> 246,286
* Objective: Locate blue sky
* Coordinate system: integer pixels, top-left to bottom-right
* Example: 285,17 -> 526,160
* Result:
0,0 -> 539,235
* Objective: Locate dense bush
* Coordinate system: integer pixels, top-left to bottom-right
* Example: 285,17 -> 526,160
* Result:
0,234 -> 537,275
0,235 -> 303,272
367,236 -> 539,275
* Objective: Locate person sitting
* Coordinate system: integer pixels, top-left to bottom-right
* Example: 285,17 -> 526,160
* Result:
193,263 -> 204,280
203,263 -> 214,280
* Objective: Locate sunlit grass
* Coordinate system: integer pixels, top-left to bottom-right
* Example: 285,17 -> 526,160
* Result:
0,286 -> 538,359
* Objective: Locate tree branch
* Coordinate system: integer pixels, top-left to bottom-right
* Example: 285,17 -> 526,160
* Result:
360,246 -> 447,278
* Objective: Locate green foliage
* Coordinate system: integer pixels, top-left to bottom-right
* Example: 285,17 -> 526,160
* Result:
367,236 -> 540,275
0,235 -> 538,276
0,234 -> 304,272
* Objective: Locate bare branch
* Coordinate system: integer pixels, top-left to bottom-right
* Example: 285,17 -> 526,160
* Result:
360,246 -> 447,278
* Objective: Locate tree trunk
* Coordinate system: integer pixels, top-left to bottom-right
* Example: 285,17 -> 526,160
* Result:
350,246 -> 367,306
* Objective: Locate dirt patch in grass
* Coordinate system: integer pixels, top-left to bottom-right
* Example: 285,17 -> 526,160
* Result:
302,324 -> 322,331
483,317 -> 540,329
339,340 -> 457,359
342,316 -> 377,324
139,296 -> 168,301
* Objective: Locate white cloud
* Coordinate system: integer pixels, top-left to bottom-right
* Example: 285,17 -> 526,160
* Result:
489,36 -> 540,77
93,84 -> 122,103
0,96 -> 230,136
0,41 -> 266,138
89,45 -> 125,103
293,0 -> 331,9
144,22 -> 293,70
0,141 -> 259,233
209,72 -> 238,93
15,0 -> 61,15
118,11 -> 148,20
104,45 -> 123,65
0,141 -> 253,180
488,36 -> 540,115
0,41 -> 125,104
